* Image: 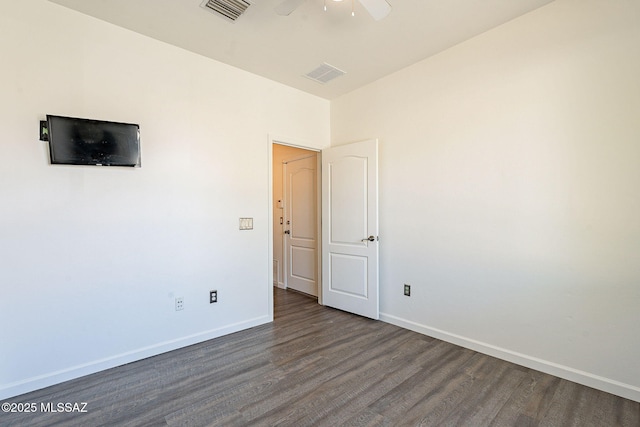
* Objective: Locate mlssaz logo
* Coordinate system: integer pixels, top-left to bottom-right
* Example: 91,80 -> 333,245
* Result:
40,402 -> 88,413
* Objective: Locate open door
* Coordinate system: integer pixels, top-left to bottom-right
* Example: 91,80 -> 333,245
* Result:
322,139 -> 379,319
283,155 -> 318,296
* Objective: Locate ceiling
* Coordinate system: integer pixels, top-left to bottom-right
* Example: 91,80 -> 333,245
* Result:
49,0 -> 554,100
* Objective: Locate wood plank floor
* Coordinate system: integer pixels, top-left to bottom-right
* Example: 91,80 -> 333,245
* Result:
2,288 -> 639,426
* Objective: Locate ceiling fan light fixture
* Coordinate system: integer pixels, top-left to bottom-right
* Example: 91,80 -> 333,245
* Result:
324,0 -> 356,16
277,0 -> 390,20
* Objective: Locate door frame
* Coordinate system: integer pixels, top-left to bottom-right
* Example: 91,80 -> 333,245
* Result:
268,135 -> 323,321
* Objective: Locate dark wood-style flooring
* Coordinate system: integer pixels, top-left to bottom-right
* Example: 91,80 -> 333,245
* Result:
2,288 -> 639,426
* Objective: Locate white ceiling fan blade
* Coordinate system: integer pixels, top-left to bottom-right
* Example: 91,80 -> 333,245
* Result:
358,0 -> 391,21
275,0 -> 308,16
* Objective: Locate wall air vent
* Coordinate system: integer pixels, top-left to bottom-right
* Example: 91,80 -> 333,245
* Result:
304,63 -> 346,84
200,0 -> 251,22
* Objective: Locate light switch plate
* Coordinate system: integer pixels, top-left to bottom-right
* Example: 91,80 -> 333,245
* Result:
239,217 -> 253,230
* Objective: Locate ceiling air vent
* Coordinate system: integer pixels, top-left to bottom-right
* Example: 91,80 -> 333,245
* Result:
304,63 -> 346,84
200,0 -> 251,22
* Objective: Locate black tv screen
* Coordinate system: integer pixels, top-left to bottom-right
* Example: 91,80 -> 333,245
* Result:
47,115 -> 141,167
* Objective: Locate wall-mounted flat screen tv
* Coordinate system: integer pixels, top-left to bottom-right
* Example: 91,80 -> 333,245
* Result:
47,115 -> 141,167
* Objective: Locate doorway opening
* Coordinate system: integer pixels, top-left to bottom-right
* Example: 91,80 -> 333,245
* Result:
272,143 -> 321,300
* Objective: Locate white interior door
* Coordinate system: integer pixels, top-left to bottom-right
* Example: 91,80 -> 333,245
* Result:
284,155 -> 318,296
322,139 -> 379,319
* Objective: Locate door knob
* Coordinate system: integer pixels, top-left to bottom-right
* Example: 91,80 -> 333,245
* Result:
284,230 -> 290,235
361,235 -> 376,242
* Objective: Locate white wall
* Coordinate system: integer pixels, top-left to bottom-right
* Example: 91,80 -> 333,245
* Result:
0,0 -> 329,399
331,0 -> 640,401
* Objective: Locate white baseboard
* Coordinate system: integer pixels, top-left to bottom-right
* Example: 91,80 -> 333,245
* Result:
0,315 -> 270,400
379,312 -> 640,403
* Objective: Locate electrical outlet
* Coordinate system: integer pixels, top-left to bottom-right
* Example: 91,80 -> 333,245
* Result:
175,297 -> 184,311
210,290 -> 218,304
404,284 -> 411,297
